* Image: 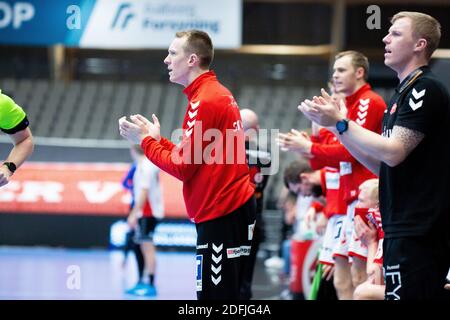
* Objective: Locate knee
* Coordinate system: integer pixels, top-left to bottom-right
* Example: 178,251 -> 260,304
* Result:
353,283 -> 367,300
333,271 -> 352,292
351,270 -> 367,288
351,261 -> 367,287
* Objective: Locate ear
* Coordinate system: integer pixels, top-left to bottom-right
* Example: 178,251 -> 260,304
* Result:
187,53 -> 200,67
414,38 -> 428,54
355,66 -> 365,81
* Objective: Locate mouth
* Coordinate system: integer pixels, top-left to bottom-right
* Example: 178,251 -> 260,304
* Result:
384,48 -> 392,56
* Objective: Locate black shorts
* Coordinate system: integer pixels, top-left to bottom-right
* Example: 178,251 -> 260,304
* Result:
383,236 -> 450,300
195,196 -> 256,300
134,217 -> 158,244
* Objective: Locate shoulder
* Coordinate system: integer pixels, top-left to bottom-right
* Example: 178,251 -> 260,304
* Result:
402,76 -> 449,112
409,76 -> 448,98
0,92 -> 16,113
363,90 -> 387,109
199,87 -> 237,110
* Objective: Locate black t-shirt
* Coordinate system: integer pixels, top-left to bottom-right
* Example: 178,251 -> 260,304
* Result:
379,66 -> 450,239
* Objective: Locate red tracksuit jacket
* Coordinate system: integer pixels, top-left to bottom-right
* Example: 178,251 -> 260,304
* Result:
141,71 -> 254,223
309,84 -> 386,204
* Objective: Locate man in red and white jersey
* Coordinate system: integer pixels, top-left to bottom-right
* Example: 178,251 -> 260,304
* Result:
281,51 -> 386,299
119,30 -> 255,300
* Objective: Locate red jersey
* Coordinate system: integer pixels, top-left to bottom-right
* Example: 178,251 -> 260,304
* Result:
310,84 -> 386,203
310,127 -> 338,146
320,167 -> 347,219
310,129 -> 346,216
141,71 -> 254,223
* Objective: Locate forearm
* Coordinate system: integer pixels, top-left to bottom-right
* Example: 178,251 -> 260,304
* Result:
141,136 -> 196,182
330,128 -> 381,175
159,136 -> 176,152
329,121 -> 399,172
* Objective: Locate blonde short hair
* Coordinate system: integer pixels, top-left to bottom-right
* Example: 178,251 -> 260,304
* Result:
391,11 -> 441,60
335,51 -> 369,81
176,30 -> 214,69
359,179 -> 379,204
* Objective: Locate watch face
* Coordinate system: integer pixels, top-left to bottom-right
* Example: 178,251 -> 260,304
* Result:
336,120 -> 348,133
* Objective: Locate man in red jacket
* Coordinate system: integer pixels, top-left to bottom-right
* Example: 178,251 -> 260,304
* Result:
119,30 -> 256,300
279,51 -> 386,299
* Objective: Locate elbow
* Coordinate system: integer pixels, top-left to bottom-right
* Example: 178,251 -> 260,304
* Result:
383,151 -> 406,167
25,135 -> 35,157
28,136 -> 35,154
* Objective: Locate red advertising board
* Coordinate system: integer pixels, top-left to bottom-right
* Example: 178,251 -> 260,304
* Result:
0,162 -> 187,218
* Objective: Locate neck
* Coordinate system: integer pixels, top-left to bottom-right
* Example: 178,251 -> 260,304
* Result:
185,69 -> 210,87
396,57 -> 428,82
347,81 -> 366,97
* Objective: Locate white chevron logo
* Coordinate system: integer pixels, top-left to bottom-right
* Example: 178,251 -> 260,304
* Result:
187,120 -> 196,128
360,98 -> 370,106
409,98 -> 423,111
190,101 -> 200,110
186,128 -> 193,138
212,243 -> 223,253
211,275 -> 221,285
356,118 -> 366,126
359,104 -> 369,112
412,88 -> 426,100
212,254 -> 222,264
211,264 -> 222,275
188,110 -> 198,119
357,111 -> 368,119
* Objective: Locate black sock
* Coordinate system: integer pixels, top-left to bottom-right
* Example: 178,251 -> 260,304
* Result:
149,274 -> 154,286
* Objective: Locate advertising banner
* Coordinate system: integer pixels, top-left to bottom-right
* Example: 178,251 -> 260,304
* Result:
0,0 -> 242,48
0,162 -> 187,218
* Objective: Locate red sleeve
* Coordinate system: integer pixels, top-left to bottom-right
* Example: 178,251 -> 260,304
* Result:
310,143 -> 354,169
159,137 -> 176,152
140,103 -> 210,182
309,95 -> 386,170
141,136 -> 193,182
311,128 -> 333,144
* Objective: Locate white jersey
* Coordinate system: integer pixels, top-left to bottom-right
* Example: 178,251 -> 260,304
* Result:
133,157 -> 164,218
293,195 -> 315,240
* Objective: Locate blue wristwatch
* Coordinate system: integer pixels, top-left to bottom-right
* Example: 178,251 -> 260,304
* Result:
336,119 -> 349,135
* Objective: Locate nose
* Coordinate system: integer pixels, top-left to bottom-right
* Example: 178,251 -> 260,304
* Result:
164,55 -> 170,65
382,33 -> 390,45
332,70 -> 338,79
